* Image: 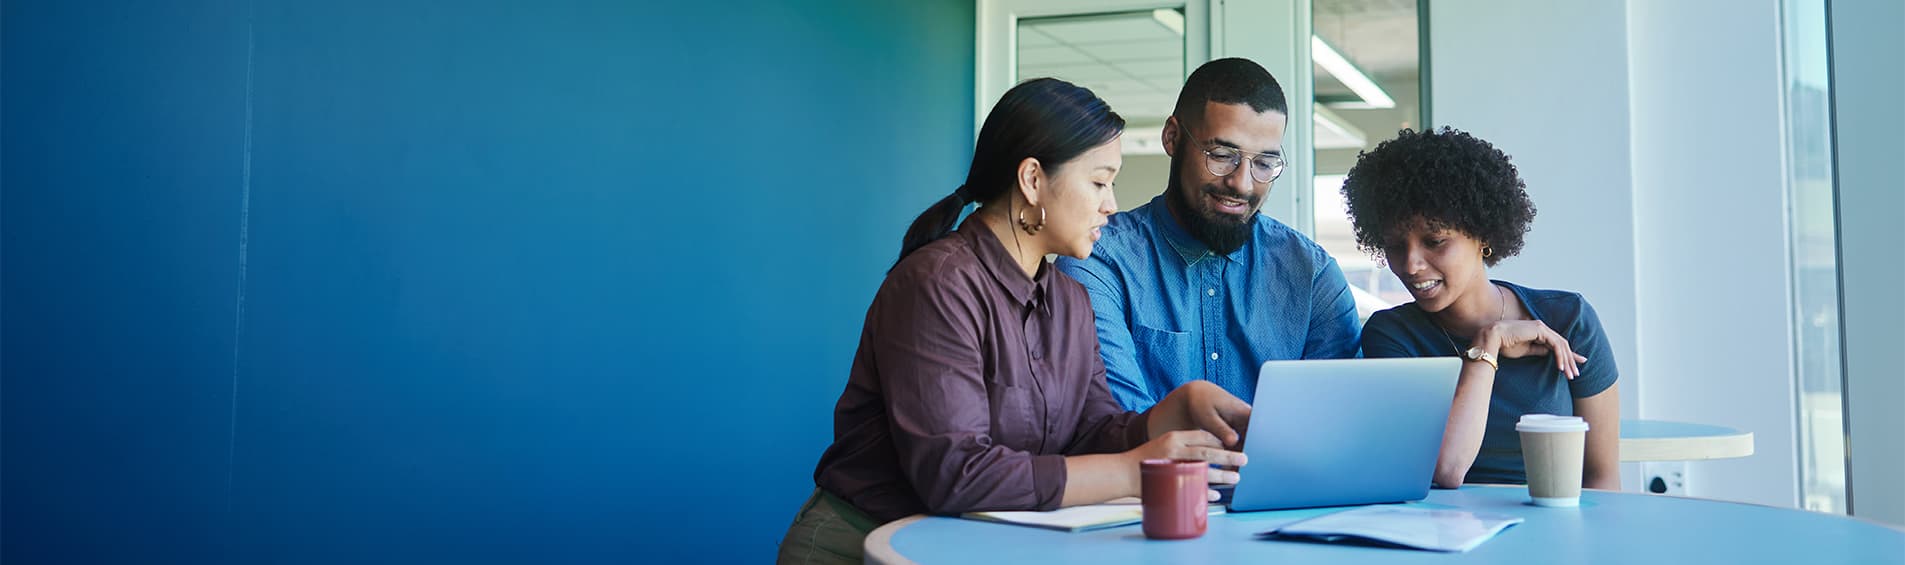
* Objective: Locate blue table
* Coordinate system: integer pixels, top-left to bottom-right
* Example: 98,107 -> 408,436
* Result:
1620,419 -> 1754,461
865,486 -> 1905,564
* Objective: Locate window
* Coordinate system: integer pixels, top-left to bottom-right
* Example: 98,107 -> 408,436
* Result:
1310,0 -> 1424,319
1015,8 -> 1189,211
1781,0 -> 1846,515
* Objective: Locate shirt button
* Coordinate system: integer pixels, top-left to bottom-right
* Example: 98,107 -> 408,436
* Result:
1210,352 -> 1220,360
1207,288 -> 1216,296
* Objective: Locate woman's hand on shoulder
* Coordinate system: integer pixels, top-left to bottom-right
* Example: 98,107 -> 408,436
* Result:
1482,320 -> 1586,379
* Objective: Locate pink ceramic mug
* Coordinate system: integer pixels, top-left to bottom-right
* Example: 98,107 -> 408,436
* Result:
1140,459 -> 1208,540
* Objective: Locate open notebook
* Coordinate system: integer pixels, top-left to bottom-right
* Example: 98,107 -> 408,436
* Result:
962,498 -> 1225,532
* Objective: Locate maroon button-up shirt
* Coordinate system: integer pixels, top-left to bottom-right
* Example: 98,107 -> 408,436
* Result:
813,224 -> 1150,524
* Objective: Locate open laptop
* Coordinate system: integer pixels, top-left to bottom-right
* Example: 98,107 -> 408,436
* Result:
1226,357 -> 1461,512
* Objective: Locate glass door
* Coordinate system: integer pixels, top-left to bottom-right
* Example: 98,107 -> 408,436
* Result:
1017,9 -> 1187,210
1308,0 -> 1425,320
978,0 -> 1210,210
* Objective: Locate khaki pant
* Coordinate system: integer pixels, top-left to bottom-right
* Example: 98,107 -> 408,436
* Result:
777,490 -> 880,565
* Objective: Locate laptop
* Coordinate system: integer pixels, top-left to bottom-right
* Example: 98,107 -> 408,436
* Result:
1226,357 -> 1461,512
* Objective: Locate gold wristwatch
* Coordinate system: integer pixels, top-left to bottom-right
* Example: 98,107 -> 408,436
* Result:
1462,347 -> 1499,370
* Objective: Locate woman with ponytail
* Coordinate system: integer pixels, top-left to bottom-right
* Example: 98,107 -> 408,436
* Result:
778,78 -> 1255,564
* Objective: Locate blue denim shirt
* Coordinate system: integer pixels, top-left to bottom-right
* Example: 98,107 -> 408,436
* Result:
1055,195 -> 1362,411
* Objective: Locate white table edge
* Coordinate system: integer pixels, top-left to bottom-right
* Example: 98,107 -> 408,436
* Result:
864,514 -> 926,565
1619,431 -> 1755,461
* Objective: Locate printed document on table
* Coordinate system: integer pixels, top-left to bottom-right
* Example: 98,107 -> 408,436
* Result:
1258,505 -> 1523,552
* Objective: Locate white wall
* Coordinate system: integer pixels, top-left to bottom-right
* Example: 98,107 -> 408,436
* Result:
1626,0 -> 1799,509
1426,2 -> 1643,491
1831,0 -> 1905,527
1429,1 -> 1821,507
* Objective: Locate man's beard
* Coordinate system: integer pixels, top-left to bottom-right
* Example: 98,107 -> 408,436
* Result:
1164,144 -> 1258,256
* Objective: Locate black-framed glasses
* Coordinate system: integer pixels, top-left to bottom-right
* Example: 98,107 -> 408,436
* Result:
1187,130 -> 1286,184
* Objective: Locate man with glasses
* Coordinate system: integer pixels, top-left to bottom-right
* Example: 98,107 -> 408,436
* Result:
1057,58 -> 1361,413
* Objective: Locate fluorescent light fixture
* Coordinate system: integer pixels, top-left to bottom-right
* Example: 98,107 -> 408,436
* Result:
1313,106 -> 1369,150
1152,9 -> 1184,36
1312,35 -> 1395,109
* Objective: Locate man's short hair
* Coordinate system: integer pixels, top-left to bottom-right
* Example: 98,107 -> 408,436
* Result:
1172,58 -> 1288,126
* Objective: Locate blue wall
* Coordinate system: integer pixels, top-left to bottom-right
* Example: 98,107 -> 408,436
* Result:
2,1 -> 974,562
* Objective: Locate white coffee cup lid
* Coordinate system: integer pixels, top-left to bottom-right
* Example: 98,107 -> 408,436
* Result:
1516,414 -> 1589,432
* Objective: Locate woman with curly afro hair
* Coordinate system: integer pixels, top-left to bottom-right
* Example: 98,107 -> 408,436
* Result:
1342,127 -> 1620,493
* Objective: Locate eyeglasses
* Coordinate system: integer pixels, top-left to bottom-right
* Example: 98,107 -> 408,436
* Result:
1186,129 -> 1286,184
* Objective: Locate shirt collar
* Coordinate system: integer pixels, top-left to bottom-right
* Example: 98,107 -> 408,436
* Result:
1146,193 -> 1248,266
958,222 -> 1053,314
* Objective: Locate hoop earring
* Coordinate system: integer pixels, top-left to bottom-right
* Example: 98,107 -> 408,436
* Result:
1482,245 -> 1493,258
1018,206 -> 1046,235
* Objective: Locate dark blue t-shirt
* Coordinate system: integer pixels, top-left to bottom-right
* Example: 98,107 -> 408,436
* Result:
1361,281 -> 1618,484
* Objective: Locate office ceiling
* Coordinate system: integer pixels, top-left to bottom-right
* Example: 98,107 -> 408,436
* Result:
1315,0 -> 1419,97
1017,11 -> 1185,123
1013,3 -> 1420,152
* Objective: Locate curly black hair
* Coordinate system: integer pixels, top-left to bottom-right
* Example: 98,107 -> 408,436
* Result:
1340,127 -> 1536,267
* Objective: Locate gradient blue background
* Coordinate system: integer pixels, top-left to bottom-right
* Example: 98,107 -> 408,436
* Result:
3,1 -> 975,562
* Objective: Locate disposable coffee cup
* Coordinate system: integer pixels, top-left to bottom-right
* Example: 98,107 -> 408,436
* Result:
1517,414 -> 1589,507
1140,459 -> 1207,540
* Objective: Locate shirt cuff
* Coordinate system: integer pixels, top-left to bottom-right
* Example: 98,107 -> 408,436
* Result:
1122,411 -> 1151,451
1030,453 -> 1068,511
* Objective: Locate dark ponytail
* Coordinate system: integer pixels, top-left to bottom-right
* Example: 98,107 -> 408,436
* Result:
895,78 -> 1124,266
